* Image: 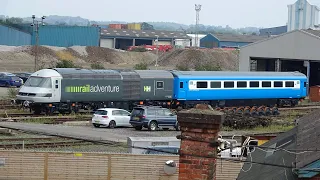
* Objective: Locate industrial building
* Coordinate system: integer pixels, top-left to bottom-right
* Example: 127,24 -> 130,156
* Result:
259,25 -> 288,36
200,33 -> 267,48
287,0 -> 320,32
100,28 -> 191,50
0,24 -> 31,46
239,29 -> 320,89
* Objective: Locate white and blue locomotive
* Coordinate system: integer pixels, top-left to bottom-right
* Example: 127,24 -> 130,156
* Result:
15,68 -> 307,115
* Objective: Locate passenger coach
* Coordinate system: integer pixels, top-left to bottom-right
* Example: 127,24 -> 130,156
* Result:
171,71 -> 307,108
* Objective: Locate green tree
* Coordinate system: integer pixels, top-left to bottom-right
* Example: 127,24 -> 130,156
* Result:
90,63 -> 105,69
55,60 -> 80,68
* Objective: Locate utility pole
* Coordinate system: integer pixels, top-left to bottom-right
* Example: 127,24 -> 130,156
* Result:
31,15 -> 46,72
195,4 -> 202,48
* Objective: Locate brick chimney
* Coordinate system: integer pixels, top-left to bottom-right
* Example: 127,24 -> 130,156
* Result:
177,109 -> 225,180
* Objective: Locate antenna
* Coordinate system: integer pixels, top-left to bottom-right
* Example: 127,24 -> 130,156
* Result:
195,4 -> 202,48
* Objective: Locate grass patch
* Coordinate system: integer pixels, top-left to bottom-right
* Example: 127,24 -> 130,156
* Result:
56,51 -> 75,61
23,118 -> 55,124
222,124 -> 295,133
134,62 -> 148,70
7,88 -> 18,99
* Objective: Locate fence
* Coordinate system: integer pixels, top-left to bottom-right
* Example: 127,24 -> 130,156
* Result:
0,150 -> 243,180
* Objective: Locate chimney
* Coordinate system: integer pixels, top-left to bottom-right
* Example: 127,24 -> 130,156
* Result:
177,108 -> 225,180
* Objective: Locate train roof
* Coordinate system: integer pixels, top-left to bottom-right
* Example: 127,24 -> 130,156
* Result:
53,68 -> 122,79
134,70 -> 173,79
170,71 -> 307,78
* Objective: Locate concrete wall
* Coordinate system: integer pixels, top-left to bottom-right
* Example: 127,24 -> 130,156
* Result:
239,30 -> 320,71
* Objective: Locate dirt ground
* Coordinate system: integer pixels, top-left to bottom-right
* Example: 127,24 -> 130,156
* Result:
0,45 -> 239,72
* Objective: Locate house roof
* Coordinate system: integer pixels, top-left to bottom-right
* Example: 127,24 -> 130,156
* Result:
296,109 -> 320,168
237,127 -> 298,180
238,109 -> 320,180
100,28 -> 190,39
211,33 -> 267,43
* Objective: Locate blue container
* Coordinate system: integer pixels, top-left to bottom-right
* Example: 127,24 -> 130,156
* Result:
31,25 -> 100,47
0,25 -> 31,46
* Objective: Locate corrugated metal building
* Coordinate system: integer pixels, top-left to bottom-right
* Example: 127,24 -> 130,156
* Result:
239,29 -> 320,88
100,29 -> 191,50
0,24 -> 31,46
259,25 -> 288,36
287,0 -> 319,32
33,25 -> 100,47
200,33 -> 267,48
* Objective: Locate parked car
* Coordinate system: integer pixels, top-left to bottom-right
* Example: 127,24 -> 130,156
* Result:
143,146 -> 180,155
14,72 -> 32,83
129,106 -> 179,131
0,73 -> 23,87
91,108 -> 131,128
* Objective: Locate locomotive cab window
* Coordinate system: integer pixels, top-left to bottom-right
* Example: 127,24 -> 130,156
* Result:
285,81 -> 294,87
250,81 -> 259,88
156,81 -> 164,89
224,81 -> 234,88
262,81 -> 271,88
210,82 -> 221,88
197,81 -> 208,88
237,81 -> 247,88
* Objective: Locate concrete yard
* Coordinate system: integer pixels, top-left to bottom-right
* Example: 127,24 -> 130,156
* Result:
0,122 -> 181,143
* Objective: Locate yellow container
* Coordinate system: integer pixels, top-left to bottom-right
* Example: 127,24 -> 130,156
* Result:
128,23 -> 141,30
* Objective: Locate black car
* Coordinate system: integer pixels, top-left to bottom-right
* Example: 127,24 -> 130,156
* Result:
129,106 -> 180,131
14,72 -> 32,83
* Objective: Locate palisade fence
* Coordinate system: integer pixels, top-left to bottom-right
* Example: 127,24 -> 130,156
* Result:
0,150 -> 243,180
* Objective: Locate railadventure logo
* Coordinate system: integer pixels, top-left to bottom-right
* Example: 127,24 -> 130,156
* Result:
65,85 -> 120,93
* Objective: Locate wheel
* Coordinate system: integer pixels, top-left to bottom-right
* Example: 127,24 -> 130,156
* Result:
134,126 -> 143,130
109,120 -> 116,129
148,121 -> 158,131
93,123 -> 100,128
175,122 -> 180,131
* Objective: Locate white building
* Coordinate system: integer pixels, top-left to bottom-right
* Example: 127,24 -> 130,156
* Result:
174,34 -> 206,47
287,0 -> 320,32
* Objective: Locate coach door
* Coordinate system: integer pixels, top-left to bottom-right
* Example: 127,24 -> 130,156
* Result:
179,81 -> 186,99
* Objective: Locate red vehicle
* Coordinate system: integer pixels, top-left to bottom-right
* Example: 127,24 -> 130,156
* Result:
128,45 -> 173,52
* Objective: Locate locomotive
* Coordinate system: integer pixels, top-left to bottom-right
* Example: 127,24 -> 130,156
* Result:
15,68 -> 308,115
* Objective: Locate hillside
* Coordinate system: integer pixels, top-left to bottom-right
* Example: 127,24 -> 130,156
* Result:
0,45 -> 239,72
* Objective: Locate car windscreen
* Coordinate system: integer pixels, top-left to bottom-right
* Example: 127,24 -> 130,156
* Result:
94,110 -> 108,115
24,77 -> 52,88
131,108 -> 144,116
10,76 -> 20,81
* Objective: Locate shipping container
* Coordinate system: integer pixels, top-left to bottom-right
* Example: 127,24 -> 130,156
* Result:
109,24 -> 122,29
31,25 -> 99,47
0,24 -> 31,46
121,24 -> 128,29
127,23 -> 141,30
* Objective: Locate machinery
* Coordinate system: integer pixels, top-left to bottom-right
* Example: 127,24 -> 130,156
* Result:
15,68 -> 307,115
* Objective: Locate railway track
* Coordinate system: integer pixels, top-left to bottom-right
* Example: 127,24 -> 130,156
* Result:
0,137 -> 58,142
0,115 -> 92,124
0,140 -> 92,149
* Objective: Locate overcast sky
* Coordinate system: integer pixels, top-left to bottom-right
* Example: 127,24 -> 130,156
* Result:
1,0 -> 320,28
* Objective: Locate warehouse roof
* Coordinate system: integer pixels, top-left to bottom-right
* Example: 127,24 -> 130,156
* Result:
210,33 -> 267,43
302,29 -> 320,37
100,28 -> 190,39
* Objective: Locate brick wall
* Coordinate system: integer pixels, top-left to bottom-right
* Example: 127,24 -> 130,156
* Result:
177,109 -> 224,180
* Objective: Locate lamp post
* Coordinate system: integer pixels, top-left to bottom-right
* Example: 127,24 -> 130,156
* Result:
155,35 -> 159,69
31,15 -> 46,72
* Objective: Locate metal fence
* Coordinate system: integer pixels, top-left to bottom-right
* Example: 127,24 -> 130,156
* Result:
0,150 -> 243,180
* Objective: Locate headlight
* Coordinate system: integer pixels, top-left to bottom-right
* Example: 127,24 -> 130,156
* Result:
43,93 -> 52,97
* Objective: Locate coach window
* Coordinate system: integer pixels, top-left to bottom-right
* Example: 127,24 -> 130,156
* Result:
250,81 -> 259,88
197,81 -> 208,88
262,81 -> 271,88
224,81 -> 234,88
180,82 -> 183,88
237,81 -> 247,88
285,81 -> 294,87
274,81 -> 283,87
156,81 -> 164,89
210,81 -> 221,88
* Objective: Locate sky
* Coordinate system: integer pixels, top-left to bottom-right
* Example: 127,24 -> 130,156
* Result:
1,0 -> 320,28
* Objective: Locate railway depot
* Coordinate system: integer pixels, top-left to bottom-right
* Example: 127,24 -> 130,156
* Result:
239,29 -> 320,89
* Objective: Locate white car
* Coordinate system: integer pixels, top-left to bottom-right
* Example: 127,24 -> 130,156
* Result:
91,108 -> 131,128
